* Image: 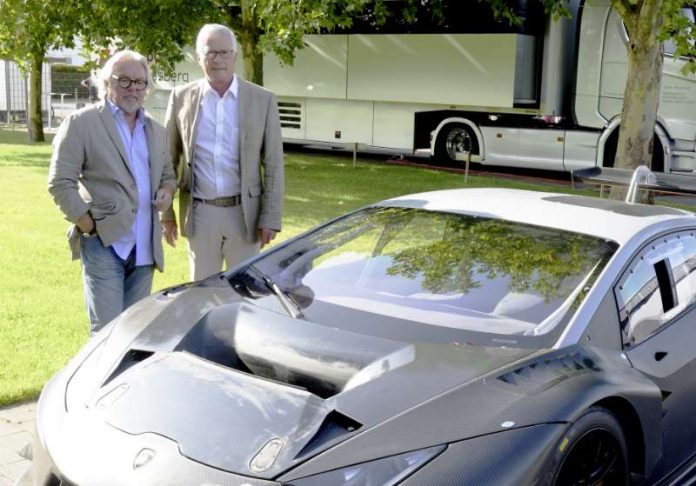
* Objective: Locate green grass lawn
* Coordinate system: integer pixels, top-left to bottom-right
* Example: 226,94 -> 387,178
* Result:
0,127 -> 635,405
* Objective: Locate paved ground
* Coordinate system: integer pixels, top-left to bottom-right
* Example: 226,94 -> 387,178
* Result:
0,402 -> 35,486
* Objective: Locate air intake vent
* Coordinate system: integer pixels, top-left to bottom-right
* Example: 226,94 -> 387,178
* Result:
279,102 -> 302,129
294,411 -> 362,459
103,349 -> 154,386
496,350 -> 600,392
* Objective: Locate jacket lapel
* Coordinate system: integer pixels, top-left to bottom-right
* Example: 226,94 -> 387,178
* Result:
187,82 -> 203,159
98,102 -> 132,177
144,116 -> 158,193
238,78 -> 248,179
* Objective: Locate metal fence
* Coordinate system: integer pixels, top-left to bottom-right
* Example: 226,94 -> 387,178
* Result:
0,60 -> 93,129
45,67 -> 95,128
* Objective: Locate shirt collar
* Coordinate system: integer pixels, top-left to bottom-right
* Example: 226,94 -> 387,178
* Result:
106,98 -> 145,121
202,75 -> 239,99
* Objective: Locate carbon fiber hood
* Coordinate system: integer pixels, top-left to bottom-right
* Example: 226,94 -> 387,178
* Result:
67,282 -> 540,478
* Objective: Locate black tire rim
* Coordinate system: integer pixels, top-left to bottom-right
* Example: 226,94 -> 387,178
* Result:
555,428 -> 627,486
445,127 -> 472,160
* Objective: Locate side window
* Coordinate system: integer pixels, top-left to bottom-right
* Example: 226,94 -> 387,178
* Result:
668,232 -> 696,312
616,231 -> 696,347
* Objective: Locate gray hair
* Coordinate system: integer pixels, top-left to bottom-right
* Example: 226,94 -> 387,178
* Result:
97,50 -> 152,100
195,24 -> 238,57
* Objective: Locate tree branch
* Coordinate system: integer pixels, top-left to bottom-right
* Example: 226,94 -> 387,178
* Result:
610,0 -> 635,21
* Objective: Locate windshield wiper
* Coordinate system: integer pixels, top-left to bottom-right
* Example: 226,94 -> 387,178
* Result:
248,265 -> 304,319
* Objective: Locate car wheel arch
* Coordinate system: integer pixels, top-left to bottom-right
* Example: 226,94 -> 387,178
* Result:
593,396 -> 646,478
497,348 -> 658,480
541,405 -> 630,485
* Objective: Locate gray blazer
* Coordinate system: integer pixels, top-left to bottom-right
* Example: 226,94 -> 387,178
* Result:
162,78 -> 284,243
47,102 -> 176,271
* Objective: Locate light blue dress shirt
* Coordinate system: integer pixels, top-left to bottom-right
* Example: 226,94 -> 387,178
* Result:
107,100 -> 154,266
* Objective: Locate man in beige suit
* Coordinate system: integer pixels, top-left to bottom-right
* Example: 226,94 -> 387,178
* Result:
162,23 -> 284,281
48,50 -> 176,334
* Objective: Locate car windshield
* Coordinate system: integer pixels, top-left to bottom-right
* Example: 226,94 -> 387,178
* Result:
229,207 -> 616,340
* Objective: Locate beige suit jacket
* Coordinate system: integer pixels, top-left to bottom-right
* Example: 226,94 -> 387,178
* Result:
47,101 -> 176,271
162,78 -> 284,243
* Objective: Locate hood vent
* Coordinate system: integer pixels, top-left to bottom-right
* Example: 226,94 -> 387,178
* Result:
103,349 -> 154,386
496,350 -> 600,393
294,410 -> 362,460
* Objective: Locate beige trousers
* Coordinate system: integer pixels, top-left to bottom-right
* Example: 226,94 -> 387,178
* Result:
187,200 -> 260,281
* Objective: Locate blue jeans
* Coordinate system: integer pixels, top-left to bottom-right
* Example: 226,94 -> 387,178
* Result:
80,235 -> 154,334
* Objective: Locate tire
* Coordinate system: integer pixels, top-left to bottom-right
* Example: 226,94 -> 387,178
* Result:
433,123 -> 479,165
603,131 -> 664,173
546,407 -> 629,486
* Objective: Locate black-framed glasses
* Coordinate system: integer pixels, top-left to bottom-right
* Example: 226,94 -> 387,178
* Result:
111,76 -> 148,90
204,49 -> 234,61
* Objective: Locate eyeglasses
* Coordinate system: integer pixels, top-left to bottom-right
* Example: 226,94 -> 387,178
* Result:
111,76 -> 148,90
204,49 -> 234,61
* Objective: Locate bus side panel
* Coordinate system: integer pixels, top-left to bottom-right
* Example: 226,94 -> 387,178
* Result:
305,98 -> 373,145
346,34 -> 517,107
661,69 -> 696,143
373,102 -> 444,151
264,36 -> 348,100
479,126 -> 519,166
517,128 -> 566,170
563,131 -> 600,171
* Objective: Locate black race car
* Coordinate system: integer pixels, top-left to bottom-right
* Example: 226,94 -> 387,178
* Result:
33,168 -> 696,485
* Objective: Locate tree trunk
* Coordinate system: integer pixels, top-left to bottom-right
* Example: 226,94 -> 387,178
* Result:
27,52 -> 45,142
238,0 -> 263,85
610,0 -> 663,201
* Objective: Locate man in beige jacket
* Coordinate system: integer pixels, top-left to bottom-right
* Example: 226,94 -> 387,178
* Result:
162,23 -> 284,281
48,50 -> 176,334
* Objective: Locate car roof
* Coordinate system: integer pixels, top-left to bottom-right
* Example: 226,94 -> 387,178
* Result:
379,188 -> 695,245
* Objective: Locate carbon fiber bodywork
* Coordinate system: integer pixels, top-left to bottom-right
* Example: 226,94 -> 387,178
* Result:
33,283 -> 664,485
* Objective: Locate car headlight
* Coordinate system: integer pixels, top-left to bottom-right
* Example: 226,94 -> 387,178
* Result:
285,445 -> 445,486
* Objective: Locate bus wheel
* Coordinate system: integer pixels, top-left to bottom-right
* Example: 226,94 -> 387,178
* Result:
603,132 -> 664,173
434,123 -> 479,165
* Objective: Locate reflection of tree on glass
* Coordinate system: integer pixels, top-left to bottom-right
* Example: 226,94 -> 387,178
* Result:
241,207 -> 616,336
382,216 -> 610,302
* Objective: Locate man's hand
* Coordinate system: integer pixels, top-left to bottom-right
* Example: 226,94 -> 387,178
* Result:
154,188 -> 174,212
258,228 -> 278,249
76,211 -> 95,235
162,220 -> 178,247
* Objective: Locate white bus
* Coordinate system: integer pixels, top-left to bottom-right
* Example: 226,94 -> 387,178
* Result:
145,0 -> 696,174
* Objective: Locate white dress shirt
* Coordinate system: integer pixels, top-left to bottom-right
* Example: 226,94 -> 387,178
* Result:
108,100 -> 154,266
192,77 -> 241,199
